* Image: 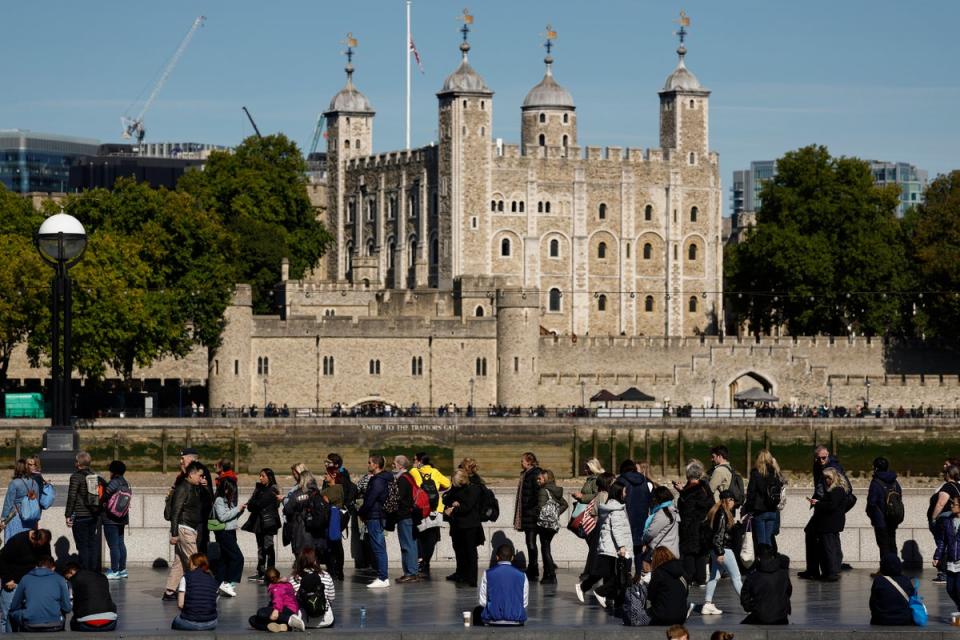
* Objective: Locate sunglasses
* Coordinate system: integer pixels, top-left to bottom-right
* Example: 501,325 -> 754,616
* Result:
817,456 -> 828,460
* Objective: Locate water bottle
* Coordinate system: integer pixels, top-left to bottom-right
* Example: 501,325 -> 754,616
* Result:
359,606 -> 366,628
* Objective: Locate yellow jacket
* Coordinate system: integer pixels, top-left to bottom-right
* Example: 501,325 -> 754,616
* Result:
410,464 -> 452,512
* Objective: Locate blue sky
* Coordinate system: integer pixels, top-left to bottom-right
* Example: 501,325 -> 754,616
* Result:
4,1 -> 957,213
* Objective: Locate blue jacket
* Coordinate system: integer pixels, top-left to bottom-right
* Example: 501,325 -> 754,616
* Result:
2,478 -> 50,541
358,471 -> 392,522
934,515 -> 960,564
9,567 -> 71,626
480,563 -> 528,624
619,471 -> 652,545
866,471 -> 901,529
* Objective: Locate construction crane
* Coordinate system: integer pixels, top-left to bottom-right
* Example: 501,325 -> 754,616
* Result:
242,106 -> 262,139
308,113 -> 325,156
121,16 -> 206,145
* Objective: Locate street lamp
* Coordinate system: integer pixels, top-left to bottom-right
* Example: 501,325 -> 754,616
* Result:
35,213 -> 87,471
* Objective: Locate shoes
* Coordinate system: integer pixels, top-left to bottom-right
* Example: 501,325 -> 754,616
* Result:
288,614 -> 305,632
218,582 -> 237,597
118,570 -> 128,579
933,573 -> 947,584
267,622 -> 288,632
105,571 -> 122,581
395,575 -> 420,583
445,573 -> 461,582
820,575 -> 840,582
540,575 -> 557,585
701,602 -> 723,615
841,563 -> 853,571
575,583 -> 585,604
247,574 -> 265,583
416,572 -> 431,580
161,590 -> 177,601
594,592 -> 607,608
367,578 -> 391,589
797,571 -> 819,580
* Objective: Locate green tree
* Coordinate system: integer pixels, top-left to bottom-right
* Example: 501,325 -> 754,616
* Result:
905,171 -> 960,341
179,134 -> 331,313
725,145 -> 912,336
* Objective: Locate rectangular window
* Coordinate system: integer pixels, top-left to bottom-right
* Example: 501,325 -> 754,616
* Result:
234,360 -> 239,376
514,357 -> 519,373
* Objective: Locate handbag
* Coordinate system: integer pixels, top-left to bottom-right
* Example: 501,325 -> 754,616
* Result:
571,501 -> 588,519
739,515 -> 755,567
38,483 -> 56,510
621,580 -> 651,626
17,480 -> 42,522
884,576 -> 928,626
207,518 -> 226,532
568,498 -> 597,539
614,556 -> 633,591
416,511 -> 443,532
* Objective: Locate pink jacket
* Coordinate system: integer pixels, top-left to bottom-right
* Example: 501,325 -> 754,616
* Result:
268,581 -> 299,614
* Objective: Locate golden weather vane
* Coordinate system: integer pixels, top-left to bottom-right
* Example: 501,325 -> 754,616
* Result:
460,8 -> 474,25
674,10 -> 690,45
543,24 -> 557,56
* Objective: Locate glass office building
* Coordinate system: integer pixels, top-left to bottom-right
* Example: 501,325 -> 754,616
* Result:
0,130 -> 101,193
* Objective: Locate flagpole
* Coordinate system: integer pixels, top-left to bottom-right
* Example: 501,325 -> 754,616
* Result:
405,0 -> 412,150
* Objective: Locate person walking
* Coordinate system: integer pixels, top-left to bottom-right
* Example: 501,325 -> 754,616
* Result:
740,544 -> 792,625
576,480 -> 633,610
211,473 -> 246,597
171,553 -> 219,631
358,455 -> 392,589
444,468 -> 484,588
701,490 -> 743,616
410,452 -> 450,580
514,452 -> 542,580
573,458 -> 605,579
242,468 -> 281,584
391,455 -> 420,583
618,460 -> 653,573
535,469 -> 567,584
164,461 -> 209,601
928,464 -> 960,584
707,446 -> 734,501
866,457 -> 903,565
743,450 -> 784,548
65,452 -> 102,572
933,496 -> 960,613
805,467 -> 847,582
100,460 -> 131,580
674,460 -> 714,587
1,459 -> 52,543
642,486 -> 681,567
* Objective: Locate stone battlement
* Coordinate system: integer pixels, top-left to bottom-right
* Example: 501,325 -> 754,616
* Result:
345,146 -> 429,170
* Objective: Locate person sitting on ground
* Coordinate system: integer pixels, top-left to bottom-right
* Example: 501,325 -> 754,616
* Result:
740,544 -> 792,625
0,528 -> 52,633
8,556 -> 71,632
665,624 -> 690,640
63,562 -> 118,631
473,544 -> 528,626
647,547 -> 690,626
172,553 -> 219,631
288,547 -> 335,629
249,567 -> 302,632
711,632 -> 734,640
869,553 -> 915,626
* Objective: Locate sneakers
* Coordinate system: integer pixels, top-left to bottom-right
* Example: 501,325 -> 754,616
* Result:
218,582 -> 237,597
933,573 -> 947,584
395,575 -> 420,583
118,569 -> 128,579
594,592 -> 607,608
701,602 -> 723,615
367,578 -> 391,589
104,570 -> 122,581
247,573 -> 265,583
267,622 -> 288,632
288,614 -> 306,632
575,583 -> 585,604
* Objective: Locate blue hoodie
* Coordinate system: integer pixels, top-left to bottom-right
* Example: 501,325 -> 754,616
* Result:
619,471 -> 652,546
866,470 -> 901,529
9,567 -> 71,626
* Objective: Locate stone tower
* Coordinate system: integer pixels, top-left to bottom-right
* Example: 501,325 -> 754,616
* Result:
324,38 -> 375,282
658,30 -> 709,158
521,30 -> 576,153
436,15 -> 494,287
495,288 -> 540,408
209,285 -> 253,410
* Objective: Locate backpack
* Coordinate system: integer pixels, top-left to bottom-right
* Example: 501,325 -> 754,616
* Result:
15,479 -> 41,522
419,472 -> 440,511
719,464 -> 745,506
883,481 -> 905,526
382,477 -> 400,515
537,494 -> 562,531
403,474 -> 431,520
106,484 -> 133,519
621,580 -> 651,626
82,472 -> 102,512
302,491 -> 330,536
767,475 -> 787,512
297,571 -> 328,619
342,476 -> 359,514
479,484 -> 500,523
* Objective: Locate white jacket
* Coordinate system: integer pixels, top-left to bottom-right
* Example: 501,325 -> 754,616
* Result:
597,499 -> 633,558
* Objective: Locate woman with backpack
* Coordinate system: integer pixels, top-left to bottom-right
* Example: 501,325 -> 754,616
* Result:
211,474 -> 246,597
928,464 -> 960,583
283,469 -> 328,559
101,461 -> 131,580
242,469 -> 281,584
535,469 -> 567,585
1,459 -> 49,543
443,469 -> 484,588
743,450 -> 785,548
289,547 -> 335,629
701,490 -> 743,616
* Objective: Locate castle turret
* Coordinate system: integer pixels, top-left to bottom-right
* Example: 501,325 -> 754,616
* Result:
496,288 -> 540,407
209,285 -> 253,410
521,27 -> 576,153
436,11 -> 494,287
658,15 -> 710,160
324,35 -> 375,281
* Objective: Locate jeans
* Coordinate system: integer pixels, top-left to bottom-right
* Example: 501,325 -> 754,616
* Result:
214,529 -> 244,584
0,586 -> 15,633
103,523 -> 126,572
396,518 -> 418,577
366,518 -> 388,580
753,512 -> 780,547
171,614 -> 217,631
523,529 -> 539,575
537,528 -> 557,577
73,516 -> 100,572
705,549 -> 743,603
947,571 -> 960,609
255,533 -> 275,577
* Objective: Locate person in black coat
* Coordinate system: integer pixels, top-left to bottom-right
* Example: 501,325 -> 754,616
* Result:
241,468 -> 280,582
866,457 -> 902,564
619,459 -> 653,574
63,563 -> 117,631
869,554 -> 915,625
674,460 -> 714,586
741,545 -> 792,625
444,469 -> 484,587
804,468 -> 847,581
647,548 -> 689,625
514,453 -> 542,579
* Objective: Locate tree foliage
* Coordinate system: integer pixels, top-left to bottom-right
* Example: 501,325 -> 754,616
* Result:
725,145 -> 912,336
179,133 -> 331,313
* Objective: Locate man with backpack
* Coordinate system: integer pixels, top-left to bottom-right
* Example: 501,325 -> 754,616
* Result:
358,455 -> 392,589
866,457 -> 903,570
391,455 -> 423,583
410,453 -> 450,579
65,452 -> 102,572
708,446 -> 745,507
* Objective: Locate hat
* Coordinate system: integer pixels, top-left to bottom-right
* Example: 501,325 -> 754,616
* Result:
719,489 -> 735,501
180,447 -> 199,457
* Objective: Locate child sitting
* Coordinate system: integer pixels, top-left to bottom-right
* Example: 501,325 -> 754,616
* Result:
248,568 -> 301,632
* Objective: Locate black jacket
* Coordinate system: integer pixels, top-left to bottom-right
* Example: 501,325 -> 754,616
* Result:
811,487 -> 846,534
65,469 -> 99,519
101,475 -> 130,525
619,471 -> 652,546
69,569 -> 116,618
870,575 -> 914,625
867,471 -> 901,529
394,472 -> 415,520
677,481 -> 714,554
741,554 -> 792,624
283,484 -> 323,553
358,470 -> 392,522
744,469 -> 780,515
647,559 -> 689,625
812,456 -> 846,500
243,483 -> 280,535
445,482 -> 483,530
518,467 -> 541,531
710,509 -> 734,556
0,531 -> 51,584
169,481 -> 206,537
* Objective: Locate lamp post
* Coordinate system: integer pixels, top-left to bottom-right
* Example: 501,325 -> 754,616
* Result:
35,213 -> 87,472
580,380 -> 586,408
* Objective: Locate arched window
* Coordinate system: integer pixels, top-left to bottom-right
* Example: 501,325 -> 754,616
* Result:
431,237 -> 439,264
690,206 -> 698,222
674,245 -> 678,260
490,200 -> 496,212
511,201 -> 517,212
689,296 -> 698,313
355,139 -> 360,150
408,237 -> 417,268
463,99 -> 468,109
501,238 -> 511,257
344,139 -> 350,149
366,239 -> 375,257
643,243 -> 652,260
480,100 -> 485,110
481,358 -> 487,376
626,243 -> 631,259
257,357 -> 262,375
369,360 -> 375,375
563,113 -> 569,124
498,200 -> 504,212
689,99 -> 695,109
644,296 -> 654,312
475,305 -> 484,317
549,238 -> 559,258
689,152 -> 696,165
539,113 -> 546,123
537,201 -> 543,213
598,203 -> 607,220
598,242 -> 607,259
519,201 -> 525,213
411,356 -> 418,376
644,204 -> 653,221
476,358 -> 483,376
562,135 -> 568,147
329,357 -> 335,375
598,294 -> 607,311
549,288 -> 561,312
375,360 -> 381,375
688,244 -> 698,260
538,134 -> 545,146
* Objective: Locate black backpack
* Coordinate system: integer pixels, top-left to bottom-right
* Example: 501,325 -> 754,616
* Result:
302,491 -> 329,536
297,571 -> 328,619
479,484 -> 500,523
420,472 -> 440,512
883,481 -> 905,526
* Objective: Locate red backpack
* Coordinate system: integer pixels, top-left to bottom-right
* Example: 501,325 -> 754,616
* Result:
403,474 -> 431,519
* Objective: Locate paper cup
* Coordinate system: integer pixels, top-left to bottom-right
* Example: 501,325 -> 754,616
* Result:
463,611 -> 472,627
951,612 -> 960,626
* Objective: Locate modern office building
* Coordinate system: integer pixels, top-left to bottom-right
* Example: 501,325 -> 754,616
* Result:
0,130 -> 101,193
730,160 -> 775,214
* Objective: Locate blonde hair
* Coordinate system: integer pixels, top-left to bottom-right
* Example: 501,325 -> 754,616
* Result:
585,458 -> 605,475
298,469 -> 318,492
706,495 -> 735,527
452,469 -> 469,487
755,449 -> 781,478
822,467 -> 849,493
460,457 -> 479,477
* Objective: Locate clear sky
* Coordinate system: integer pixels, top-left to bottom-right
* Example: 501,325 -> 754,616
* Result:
4,1 -> 957,213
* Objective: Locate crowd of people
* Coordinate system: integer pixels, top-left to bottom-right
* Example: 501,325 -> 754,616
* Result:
0,444 -> 959,631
